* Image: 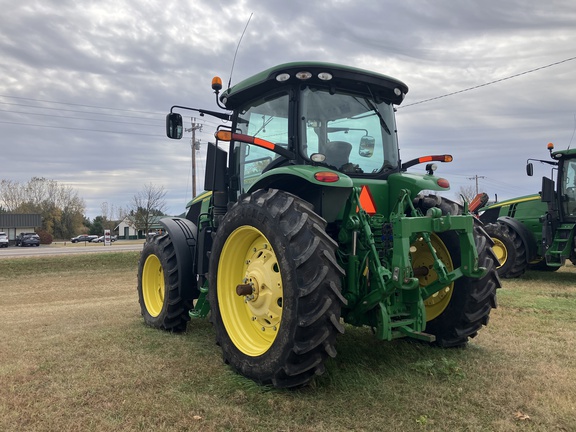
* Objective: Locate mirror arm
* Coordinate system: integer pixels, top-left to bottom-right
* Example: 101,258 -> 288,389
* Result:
169,105 -> 231,121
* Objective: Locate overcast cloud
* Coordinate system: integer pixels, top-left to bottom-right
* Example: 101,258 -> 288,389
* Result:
1,0 -> 575,219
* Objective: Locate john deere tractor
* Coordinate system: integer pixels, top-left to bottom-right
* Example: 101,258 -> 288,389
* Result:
479,143 -> 576,278
137,62 -> 500,388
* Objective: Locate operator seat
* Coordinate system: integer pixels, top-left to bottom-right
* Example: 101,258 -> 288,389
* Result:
323,141 -> 352,169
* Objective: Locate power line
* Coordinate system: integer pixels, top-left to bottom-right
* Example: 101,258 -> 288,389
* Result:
400,55 -> 576,109
0,108 -> 161,127
0,94 -> 163,115
0,120 -> 165,137
0,101 -> 163,121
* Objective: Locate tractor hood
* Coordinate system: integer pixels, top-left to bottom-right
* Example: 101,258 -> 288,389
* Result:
479,194 -> 540,212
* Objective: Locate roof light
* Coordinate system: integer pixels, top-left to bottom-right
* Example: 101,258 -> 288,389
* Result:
394,88 -> 402,96
317,72 -> 333,81
295,71 -> 312,80
314,171 -> 340,183
212,76 -> 223,91
276,73 -> 291,82
547,142 -> 554,150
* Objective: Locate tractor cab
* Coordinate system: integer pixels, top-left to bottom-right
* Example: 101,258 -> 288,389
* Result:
216,63 -> 408,195
229,76 -> 403,190
527,143 -> 576,223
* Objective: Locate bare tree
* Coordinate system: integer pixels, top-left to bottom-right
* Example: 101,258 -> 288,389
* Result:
458,185 -> 478,204
0,179 -> 25,211
127,183 -> 168,236
100,201 -> 119,231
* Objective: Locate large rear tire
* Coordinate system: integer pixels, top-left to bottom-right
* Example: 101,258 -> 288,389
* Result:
137,233 -> 194,332
413,195 -> 500,347
208,189 -> 346,388
484,222 -> 527,278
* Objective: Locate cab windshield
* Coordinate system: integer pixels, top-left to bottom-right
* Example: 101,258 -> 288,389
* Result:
561,158 -> 576,219
300,87 -> 399,174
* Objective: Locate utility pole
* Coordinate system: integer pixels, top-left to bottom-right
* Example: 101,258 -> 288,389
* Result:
468,174 -> 486,195
185,118 -> 202,198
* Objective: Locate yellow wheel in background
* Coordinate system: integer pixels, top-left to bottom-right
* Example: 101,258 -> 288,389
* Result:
411,233 -> 454,321
412,194 -> 499,347
490,237 -> 508,268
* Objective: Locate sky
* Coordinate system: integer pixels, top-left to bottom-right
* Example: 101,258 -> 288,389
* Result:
1,0 -> 575,219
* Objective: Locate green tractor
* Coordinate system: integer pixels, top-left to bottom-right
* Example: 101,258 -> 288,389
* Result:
479,143 -> 576,278
137,62 -> 500,388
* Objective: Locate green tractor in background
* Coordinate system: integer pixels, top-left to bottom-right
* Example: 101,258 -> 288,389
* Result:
479,143 -> 576,278
137,62 -> 500,388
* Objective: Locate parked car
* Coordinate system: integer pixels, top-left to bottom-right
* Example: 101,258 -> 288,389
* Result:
15,233 -> 40,247
92,235 -> 117,243
0,231 -> 8,248
70,234 -> 99,243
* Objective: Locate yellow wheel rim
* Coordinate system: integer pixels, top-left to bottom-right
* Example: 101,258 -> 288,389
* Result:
218,226 -> 283,356
411,234 -> 454,321
490,237 -> 507,268
142,254 -> 164,317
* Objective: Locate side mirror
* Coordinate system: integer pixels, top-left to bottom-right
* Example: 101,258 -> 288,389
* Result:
359,136 -> 375,158
526,162 -> 533,176
166,113 -> 183,139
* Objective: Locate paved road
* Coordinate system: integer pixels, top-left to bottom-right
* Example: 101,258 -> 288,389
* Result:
0,241 -> 143,259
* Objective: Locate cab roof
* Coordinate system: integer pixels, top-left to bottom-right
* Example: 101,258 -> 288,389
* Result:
220,62 -> 409,109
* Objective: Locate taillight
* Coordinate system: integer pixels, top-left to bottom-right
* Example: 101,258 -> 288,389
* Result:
314,172 -> 340,183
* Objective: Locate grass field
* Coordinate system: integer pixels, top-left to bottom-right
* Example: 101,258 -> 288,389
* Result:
1,253 -> 575,431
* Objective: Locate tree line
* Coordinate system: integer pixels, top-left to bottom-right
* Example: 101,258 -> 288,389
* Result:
0,177 -> 168,240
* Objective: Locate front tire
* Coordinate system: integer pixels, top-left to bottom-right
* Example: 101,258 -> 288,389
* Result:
413,194 -> 500,347
209,189 -> 346,388
137,233 -> 194,332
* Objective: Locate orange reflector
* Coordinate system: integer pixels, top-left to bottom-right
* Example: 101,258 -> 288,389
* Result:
253,137 -> 275,150
417,155 -> 452,164
314,172 -> 340,183
359,185 -> 377,215
437,178 -> 450,188
215,130 -> 232,141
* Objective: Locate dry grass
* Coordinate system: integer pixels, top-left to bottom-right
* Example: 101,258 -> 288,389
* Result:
1,254 -> 575,431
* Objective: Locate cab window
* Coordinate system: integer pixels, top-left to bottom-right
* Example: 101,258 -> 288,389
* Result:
235,93 -> 289,192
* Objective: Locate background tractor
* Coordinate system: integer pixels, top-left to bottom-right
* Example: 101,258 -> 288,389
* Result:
479,143 -> 576,278
137,62 -> 500,388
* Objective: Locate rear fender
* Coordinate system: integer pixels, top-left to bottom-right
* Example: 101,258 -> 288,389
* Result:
248,166 -> 353,222
159,217 -> 200,300
497,216 -> 538,262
